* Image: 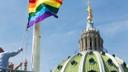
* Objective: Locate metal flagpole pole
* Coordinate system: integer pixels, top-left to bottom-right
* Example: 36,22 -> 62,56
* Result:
32,24 -> 41,72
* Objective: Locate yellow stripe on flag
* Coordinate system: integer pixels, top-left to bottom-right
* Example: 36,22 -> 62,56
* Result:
43,0 -> 61,8
29,8 -> 36,13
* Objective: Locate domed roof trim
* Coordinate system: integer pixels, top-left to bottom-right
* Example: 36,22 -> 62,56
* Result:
93,51 -> 105,72
53,51 -> 128,72
53,55 -> 75,72
64,54 -> 82,72
126,65 -> 128,72
78,51 -> 87,72
60,55 -> 74,72
101,54 -> 118,72
115,57 -> 124,65
106,53 -> 124,72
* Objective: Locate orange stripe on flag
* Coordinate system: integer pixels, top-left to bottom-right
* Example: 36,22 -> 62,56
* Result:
29,0 -> 37,12
29,3 -> 36,8
29,0 -> 37,8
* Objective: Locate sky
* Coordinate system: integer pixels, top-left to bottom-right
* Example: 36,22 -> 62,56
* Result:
0,0 -> 128,72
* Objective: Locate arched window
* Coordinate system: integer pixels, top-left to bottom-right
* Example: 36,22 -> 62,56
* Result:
89,58 -> 95,64
111,70 -> 117,72
90,37 -> 92,50
57,65 -> 62,70
89,51 -> 94,55
94,37 -> 96,50
71,60 -> 77,66
88,70 -> 96,72
107,58 -> 113,65
77,53 -> 82,56
123,62 -> 126,67
101,51 -> 105,55
85,37 -> 87,49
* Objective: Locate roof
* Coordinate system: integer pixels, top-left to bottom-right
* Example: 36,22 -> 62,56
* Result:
53,51 -> 128,72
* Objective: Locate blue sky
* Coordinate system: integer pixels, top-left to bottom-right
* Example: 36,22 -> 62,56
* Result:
0,0 -> 128,72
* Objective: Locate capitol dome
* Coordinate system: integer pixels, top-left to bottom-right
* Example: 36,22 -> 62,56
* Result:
52,0 -> 128,72
53,51 -> 128,72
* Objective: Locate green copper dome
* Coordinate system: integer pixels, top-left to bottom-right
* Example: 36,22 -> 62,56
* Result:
53,51 -> 128,72
52,0 -> 128,72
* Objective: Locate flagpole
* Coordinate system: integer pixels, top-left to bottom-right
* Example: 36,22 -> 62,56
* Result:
32,23 -> 41,72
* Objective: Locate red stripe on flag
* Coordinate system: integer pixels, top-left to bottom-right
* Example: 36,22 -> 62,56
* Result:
29,0 -> 37,3
56,0 -> 63,4
29,0 -> 37,8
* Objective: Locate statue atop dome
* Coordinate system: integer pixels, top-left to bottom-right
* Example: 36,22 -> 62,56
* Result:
86,0 -> 96,31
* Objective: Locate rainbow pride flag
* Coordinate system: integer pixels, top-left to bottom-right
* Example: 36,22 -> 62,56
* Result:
27,0 -> 63,28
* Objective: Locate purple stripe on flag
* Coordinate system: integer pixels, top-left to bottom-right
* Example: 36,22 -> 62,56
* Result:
35,12 -> 52,23
27,12 -> 53,28
27,20 -> 35,28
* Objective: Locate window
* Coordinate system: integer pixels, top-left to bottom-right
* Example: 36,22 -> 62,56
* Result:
107,58 -> 113,65
77,53 -> 82,56
123,62 -> 126,67
90,38 -> 92,49
88,70 -> 96,72
57,65 -> 62,70
71,60 -> 77,66
89,51 -> 94,55
101,51 -> 105,55
94,37 -> 96,50
89,58 -> 95,64
112,54 -> 115,57
111,70 -> 117,72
